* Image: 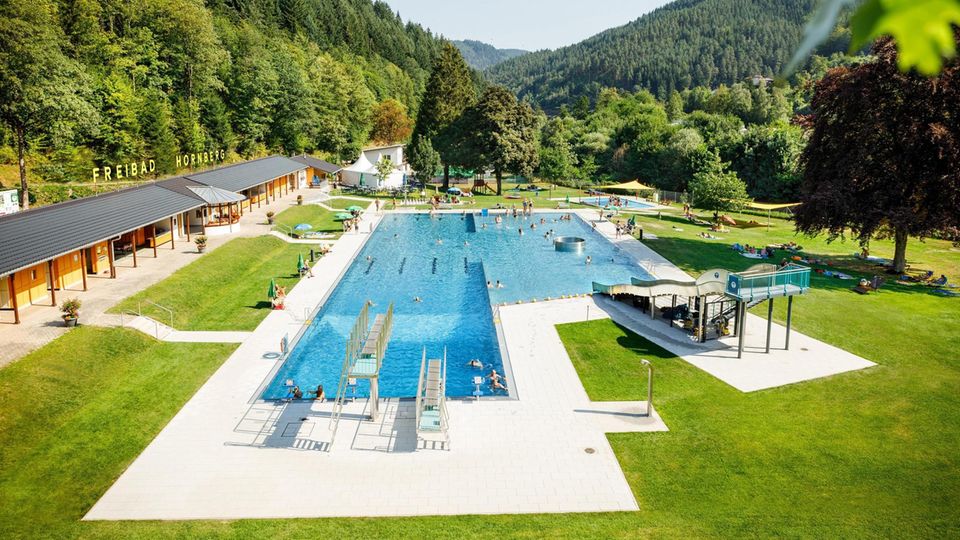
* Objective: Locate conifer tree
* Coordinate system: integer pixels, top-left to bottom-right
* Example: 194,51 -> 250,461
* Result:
412,42 -> 476,189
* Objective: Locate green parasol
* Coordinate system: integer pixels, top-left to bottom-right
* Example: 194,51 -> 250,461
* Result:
297,253 -> 304,272
267,278 -> 277,299
565,194 -> 570,204
334,212 -> 352,221
346,205 -> 364,213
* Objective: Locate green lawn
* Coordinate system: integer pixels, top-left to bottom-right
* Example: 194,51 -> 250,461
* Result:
272,203 -> 343,237
556,315 -> 959,537
626,208 -> 960,281
110,236 -> 309,330
3,205 -> 958,537
0,327 -> 236,539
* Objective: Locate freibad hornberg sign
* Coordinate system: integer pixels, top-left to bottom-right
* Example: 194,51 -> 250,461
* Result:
91,149 -> 226,182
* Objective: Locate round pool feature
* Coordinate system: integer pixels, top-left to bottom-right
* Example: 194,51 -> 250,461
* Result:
554,236 -> 585,253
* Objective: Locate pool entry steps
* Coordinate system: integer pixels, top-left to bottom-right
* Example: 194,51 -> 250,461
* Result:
416,347 -> 450,450
328,301 -> 395,447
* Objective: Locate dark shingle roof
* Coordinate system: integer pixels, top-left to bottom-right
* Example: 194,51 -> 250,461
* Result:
155,176 -> 207,200
187,155 -> 305,192
289,154 -> 342,174
0,185 -> 202,277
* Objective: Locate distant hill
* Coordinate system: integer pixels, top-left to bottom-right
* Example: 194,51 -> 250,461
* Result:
487,0 -> 846,108
453,40 -> 528,70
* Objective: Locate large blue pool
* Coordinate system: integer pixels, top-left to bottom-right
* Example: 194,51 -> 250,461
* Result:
261,212 -> 651,399
581,196 -> 656,210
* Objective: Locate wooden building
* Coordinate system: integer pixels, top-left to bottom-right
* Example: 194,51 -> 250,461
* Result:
290,154 -> 342,189
0,155 -> 307,323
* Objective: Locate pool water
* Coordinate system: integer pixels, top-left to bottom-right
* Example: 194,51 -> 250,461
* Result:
261,212 -> 651,399
582,196 -> 656,210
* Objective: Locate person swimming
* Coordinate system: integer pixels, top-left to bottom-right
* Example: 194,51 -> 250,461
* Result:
585,256 -> 592,265
466,359 -> 483,369
496,280 -> 504,288
413,296 -> 422,303
488,369 -> 508,392
487,281 -> 492,288
518,228 -> 523,235
436,238 -> 443,245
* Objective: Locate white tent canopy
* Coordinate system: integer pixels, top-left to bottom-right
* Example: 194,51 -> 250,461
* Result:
340,147 -> 406,189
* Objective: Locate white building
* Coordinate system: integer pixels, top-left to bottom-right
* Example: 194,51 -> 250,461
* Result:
0,189 -> 19,215
340,144 -> 407,189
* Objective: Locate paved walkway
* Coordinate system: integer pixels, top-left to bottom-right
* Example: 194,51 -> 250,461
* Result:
0,188 -> 322,367
82,207 -> 872,520
85,294 -> 664,520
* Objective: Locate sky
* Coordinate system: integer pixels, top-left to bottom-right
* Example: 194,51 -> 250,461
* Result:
384,0 -> 673,51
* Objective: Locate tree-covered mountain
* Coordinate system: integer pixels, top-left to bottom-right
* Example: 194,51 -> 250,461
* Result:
453,39 -> 527,70
0,0 -> 452,201
487,0 -> 848,109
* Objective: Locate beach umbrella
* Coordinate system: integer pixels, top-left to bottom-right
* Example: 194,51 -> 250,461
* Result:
293,223 -> 312,232
267,278 -> 277,299
346,205 -> 364,213
565,194 -> 570,204
297,253 -> 304,271
334,212 -> 352,221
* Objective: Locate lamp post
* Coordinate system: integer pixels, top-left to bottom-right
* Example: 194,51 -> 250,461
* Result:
641,359 -> 653,416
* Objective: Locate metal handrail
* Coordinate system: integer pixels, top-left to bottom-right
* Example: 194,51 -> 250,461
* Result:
142,300 -> 175,330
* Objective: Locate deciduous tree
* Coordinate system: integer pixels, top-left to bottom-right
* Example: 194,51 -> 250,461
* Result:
795,35 -> 960,273
369,99 -> 413,145
690,165 -> 751,223
452,86 -> 539,195
0,0 -> 96,208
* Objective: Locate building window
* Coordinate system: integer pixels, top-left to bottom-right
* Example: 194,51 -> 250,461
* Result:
30,269 -> 37,280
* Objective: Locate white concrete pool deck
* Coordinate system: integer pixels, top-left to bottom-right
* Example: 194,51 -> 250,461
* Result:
85,208 -> 873,520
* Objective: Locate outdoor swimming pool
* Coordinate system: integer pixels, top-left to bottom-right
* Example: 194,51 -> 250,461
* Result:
581,196 -> 657,210
261,212 -> 651,399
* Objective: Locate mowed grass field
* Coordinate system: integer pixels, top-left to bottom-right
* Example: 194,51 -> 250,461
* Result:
110,236 -> 309,330
0,207 -> 957,538
272,203 -> 344,237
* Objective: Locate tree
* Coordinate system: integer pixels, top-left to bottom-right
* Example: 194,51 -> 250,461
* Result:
537,117 -> 577,181
407,135 -> 441,184
412,42 -> 476,189
724,123 -> 805,201
452,86 -> 539,195
689,166 -> 750,223
795,35 -> 960,273
0,0 -> 96,208
369,99 -> 413,144
140,90 -> 178,175
374,155 -> 394,186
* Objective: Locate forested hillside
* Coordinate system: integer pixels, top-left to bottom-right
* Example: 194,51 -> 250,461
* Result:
453,40 -> 527,70
0,0 -> 447,201
487,0 -> 847,108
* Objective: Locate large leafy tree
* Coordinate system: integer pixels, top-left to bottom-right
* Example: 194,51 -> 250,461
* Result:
537,117 -> 578,181
452,86 -> 540,195
369,99 -> 413,145
795,35 -> 960,273
412,42 -> 476,189
0,0 -> 96,208
690,162 -> 751,223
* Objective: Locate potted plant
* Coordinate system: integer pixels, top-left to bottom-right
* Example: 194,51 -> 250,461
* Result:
296,194 -> 303,206
61,298 -> 81,327
266,210 -> 275,224
195,235 -> 208,253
